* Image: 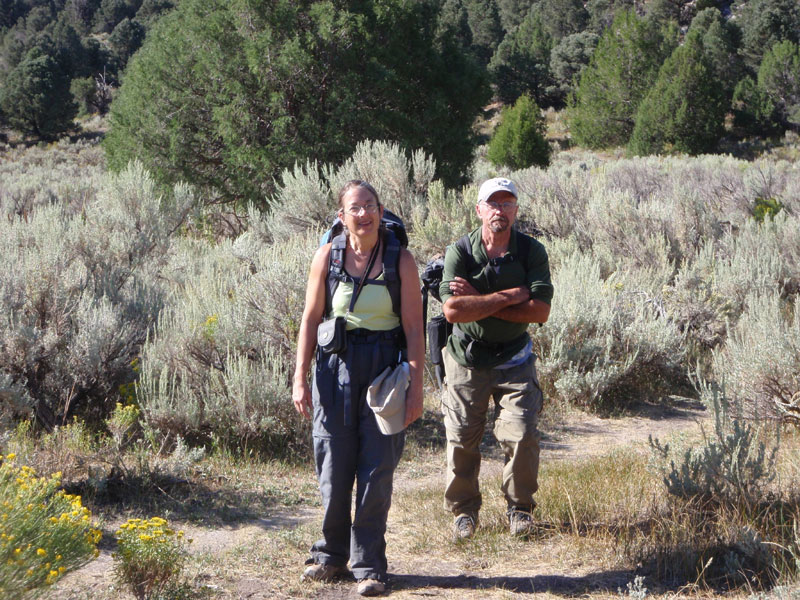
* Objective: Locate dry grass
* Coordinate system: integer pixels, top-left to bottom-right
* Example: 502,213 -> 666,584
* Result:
23,398 -> 800,599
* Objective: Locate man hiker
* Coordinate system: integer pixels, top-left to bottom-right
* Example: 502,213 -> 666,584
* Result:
438,177 -> 553,539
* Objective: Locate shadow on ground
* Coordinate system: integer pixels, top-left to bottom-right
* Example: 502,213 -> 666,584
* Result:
64,471 -> 318,528
391,569 -> 633,596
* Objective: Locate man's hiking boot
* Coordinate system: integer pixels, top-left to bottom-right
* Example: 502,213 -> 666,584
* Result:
508,506 -> 534,537
453,513 -> 477,540
357,578 -> 386,596
301,562 -> 347,582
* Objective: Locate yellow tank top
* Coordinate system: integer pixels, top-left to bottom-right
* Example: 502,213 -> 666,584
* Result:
331,273 -> 401,331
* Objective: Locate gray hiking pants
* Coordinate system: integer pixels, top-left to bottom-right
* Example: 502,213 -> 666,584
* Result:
311,328 -> 406,581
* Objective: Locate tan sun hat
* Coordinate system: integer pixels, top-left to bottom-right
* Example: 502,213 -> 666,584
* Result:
366,362 -> 410,435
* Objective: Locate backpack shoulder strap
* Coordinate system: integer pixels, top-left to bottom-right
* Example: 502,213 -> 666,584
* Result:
382,228 -> 402,317
325,232 -> 347,317
515,230 -> 532,270
456,233 -> 479,273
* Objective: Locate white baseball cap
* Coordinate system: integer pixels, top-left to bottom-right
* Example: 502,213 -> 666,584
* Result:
478,177 -> 518,204
366,362 -> 410,435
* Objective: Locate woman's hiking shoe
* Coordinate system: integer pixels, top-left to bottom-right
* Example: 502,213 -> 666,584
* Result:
508,507 -> 534,536
357,578 -> 386,596
301,562 -> 347,582
453,513 -> 477,540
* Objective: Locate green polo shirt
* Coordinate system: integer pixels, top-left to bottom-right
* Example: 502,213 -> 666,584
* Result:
439,227 -> 553,368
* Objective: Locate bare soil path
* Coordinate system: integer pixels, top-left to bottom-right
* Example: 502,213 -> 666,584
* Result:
52,398 -> 709,599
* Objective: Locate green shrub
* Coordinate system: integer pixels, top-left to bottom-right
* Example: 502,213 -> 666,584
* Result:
650,383 -> 778,507
136,229 -> 316,453
0,454 -> 102,598
753,197 -> 784,222
113,516 -> 190,600
531,246 -> 684,409
487,94 -> 551,170
711,290 -> 800,420
0,161 -> 193,426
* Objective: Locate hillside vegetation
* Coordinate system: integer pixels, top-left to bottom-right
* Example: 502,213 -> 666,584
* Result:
2,1 -> 800,184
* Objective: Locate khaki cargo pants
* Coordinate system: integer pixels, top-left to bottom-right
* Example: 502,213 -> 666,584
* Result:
442,347 -> 543,517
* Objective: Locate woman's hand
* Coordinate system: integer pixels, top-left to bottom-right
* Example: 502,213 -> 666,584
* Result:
292,376 -> 312,419
404,383 -> 423,428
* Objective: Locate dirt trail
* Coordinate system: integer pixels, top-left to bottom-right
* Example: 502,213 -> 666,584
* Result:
539,397 -> 707,462
52,399 -> 708,599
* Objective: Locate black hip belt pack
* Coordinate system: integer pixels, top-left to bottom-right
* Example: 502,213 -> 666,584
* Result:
452,325 -> 527,362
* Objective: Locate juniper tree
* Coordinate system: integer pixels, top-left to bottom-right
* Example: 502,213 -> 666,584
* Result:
688,7 -> 743,100
569,9 -> 676,149
585,0 -> 635,33
731,75 -> 777,134
0,46 -> 77,139
550,31 -> 599,103
757,40 -> 800,131
537,0 -> 588,42
629,32 -> 727,155
496,0 -> 535,31
735,0 -> 800,70
487,94 -> 551,169
465,0 -> 504,66
105,0 -> 489,206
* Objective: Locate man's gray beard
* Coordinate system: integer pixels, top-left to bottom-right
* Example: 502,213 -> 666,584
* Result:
489,220 -> 509,233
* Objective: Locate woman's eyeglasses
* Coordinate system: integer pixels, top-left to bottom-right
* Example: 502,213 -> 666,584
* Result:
344,204 -> 380,216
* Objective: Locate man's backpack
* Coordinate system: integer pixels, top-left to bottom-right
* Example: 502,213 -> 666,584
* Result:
320,209 -> 408,320
421,231 -> 533,387
421,257 -> 450,388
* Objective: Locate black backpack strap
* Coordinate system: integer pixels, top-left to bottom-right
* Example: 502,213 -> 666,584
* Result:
325,232 -> 348,317
382,228 -> 402,317
457,230 -> 532,272
516,230 -> 531,270
456,233 -> 478,273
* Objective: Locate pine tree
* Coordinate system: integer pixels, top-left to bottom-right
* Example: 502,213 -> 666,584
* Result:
569,9 -> 675,149
629,32 -> 727,155
757,40 -> 800,130
487,94 -> 551,169
736,0 -> 800,70
465,0 -> 504,66
496,0 -> 535,32
489,7 -> 553,105
537,0 -> 588,42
